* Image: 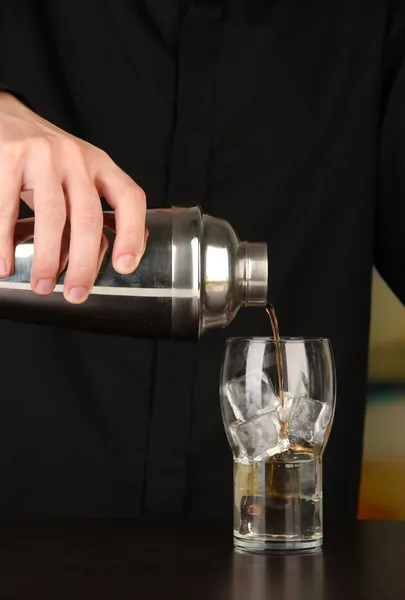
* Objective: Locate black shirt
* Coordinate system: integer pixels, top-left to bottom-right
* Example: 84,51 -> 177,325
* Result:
0,0 -> 403,521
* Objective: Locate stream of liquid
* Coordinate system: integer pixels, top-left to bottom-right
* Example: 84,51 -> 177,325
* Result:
265,303 -> 284,409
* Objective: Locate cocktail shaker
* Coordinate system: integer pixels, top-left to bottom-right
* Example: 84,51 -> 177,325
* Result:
0,206 -> 268,339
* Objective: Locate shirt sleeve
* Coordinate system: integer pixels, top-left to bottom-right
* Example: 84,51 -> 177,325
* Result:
0,3 -> 51,115
377,1 -> 405,303
0,82 -> 32,109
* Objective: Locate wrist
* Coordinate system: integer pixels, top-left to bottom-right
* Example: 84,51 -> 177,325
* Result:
0,90 -> 32,117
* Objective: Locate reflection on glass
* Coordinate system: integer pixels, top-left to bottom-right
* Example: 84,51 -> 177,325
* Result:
230,548 -> 325,600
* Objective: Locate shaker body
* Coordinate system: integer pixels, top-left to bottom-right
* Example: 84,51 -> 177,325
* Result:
0,207 -> 267,339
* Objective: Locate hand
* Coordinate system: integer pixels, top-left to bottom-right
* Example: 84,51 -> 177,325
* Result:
13,216 -> 113,282
0,92 -> 146,303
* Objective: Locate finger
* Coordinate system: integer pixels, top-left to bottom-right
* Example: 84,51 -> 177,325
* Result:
102,213 -> 149,258
30,177 -> 66,295
63,178 -> 103,303
96,167 -> 146,274
14,219 -> 71,282
57,222 -> 108,280
0,142 -> 24,277
141,227 -> 149,256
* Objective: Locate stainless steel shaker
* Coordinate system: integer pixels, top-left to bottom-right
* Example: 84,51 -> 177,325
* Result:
0,206 -> 268,339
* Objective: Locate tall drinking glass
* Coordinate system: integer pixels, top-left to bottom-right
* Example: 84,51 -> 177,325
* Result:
220,337 -> 336,553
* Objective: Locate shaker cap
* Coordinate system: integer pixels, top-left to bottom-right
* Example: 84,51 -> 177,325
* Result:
240,242 -> 268,306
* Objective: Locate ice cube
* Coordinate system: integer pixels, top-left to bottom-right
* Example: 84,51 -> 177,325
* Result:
289,396 -> 332,446
277,391 -> 299,424
225,419 -> 245,459
231,410 -> 290,462
224,370 -> 280,422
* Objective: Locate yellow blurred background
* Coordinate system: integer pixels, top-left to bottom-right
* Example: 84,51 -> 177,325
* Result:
358,269 -> 405,519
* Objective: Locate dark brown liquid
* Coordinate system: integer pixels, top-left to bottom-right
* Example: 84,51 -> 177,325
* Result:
265,304 -> 310,455
265,303 -> 284,409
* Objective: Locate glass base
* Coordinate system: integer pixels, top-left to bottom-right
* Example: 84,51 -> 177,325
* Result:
234,533 -> 323,554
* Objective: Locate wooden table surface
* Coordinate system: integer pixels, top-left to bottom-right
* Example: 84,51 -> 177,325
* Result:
0,519 -> 402,599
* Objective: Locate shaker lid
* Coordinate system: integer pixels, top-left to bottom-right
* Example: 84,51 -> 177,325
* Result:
241,242 -> 268,306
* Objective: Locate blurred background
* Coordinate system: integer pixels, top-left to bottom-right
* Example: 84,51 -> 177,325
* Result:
358,269 -> 405,519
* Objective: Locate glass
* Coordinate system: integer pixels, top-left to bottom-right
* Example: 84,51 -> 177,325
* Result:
220,337 -> 336,553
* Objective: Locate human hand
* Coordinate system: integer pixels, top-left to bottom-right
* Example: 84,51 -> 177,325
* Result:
0,92 -> 146,303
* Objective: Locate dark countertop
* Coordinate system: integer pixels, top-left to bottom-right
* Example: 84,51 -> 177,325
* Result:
0,519 -> 402,599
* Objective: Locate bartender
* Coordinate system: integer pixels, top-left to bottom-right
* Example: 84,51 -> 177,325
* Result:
0,1 -> 403,521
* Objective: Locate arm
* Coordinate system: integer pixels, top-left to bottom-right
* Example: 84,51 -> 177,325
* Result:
376,1 -> 405,302
0,4 -> 147,303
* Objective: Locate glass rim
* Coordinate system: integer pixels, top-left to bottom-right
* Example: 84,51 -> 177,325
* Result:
226,336 -> 330,344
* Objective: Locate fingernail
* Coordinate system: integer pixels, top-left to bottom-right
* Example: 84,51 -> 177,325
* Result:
67,287 -> 88,303
35,279 -> 54,295
116,254 -> 135,273
0,258 -> 8,276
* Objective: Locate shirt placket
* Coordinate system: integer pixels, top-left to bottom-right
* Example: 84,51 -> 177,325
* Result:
142,0 -> 223,517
